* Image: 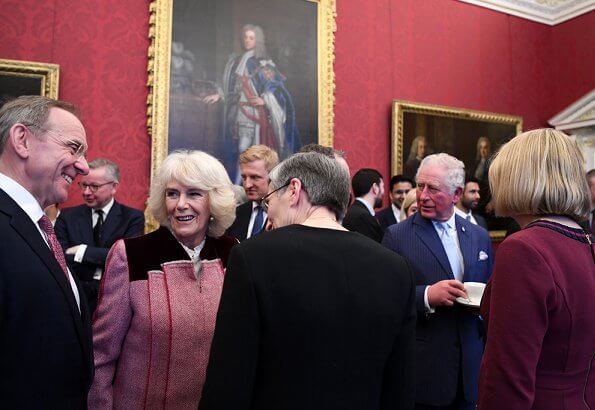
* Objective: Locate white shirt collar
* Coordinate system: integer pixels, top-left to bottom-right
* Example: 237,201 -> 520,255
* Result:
454,206 -> 471,219
391,203 -> 401,221
431,210 -> 457,232
95,198 -> 115,216
0,172 -> 44,224
356,197 -> 375,216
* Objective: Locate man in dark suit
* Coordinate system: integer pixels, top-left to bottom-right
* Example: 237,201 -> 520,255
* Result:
0,96 -> 94,408
225,144 -> 278,241
200,152 -> 416,410
376,174 -> 414,229
383,153 -> 493,410
455,177 -> 488,230
342,168 -> 384,242
55,158 -> 144,314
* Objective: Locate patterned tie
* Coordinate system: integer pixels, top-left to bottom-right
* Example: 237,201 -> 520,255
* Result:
251,205 -> 264,236
93,209 -> 104,246
466,215 -> 471,222
38,215 -> 69,278
439,222 -> 463,282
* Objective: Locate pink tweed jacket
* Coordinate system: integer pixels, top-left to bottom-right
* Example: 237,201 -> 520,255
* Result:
88,227 -> 237,409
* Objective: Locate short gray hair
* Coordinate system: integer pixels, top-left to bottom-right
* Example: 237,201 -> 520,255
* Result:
0,95 -> 79,154
89,158 -> 120,182
269,152 -> 350,220
417,153 -> 465,194
148,150 -> 237,238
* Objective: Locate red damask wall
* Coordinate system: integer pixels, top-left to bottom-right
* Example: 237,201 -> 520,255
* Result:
1,1 -> 593,210
0,0 -> 150,209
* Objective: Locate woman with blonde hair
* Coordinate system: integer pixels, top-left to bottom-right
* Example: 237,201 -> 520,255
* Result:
399,189 -> 418,221
477,129 -> 595,409
89,150 -> 238,409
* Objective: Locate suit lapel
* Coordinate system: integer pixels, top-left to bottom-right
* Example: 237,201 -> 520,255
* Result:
455,215 -> 474,279
101,201 -> 121,246
413,213 -> 453,277
239,201 -> 253,239
75,205 -> 94,245
0,191 -> 88,354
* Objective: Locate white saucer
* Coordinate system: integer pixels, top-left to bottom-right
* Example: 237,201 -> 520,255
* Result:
455,297 -> 480,308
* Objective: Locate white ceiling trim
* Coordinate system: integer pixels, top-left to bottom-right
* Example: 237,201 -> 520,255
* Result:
549,89 -> 595,131
457,0 -> 595,25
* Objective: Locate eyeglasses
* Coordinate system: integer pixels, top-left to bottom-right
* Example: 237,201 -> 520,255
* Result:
78,181 -> 115,192
260,181 -> 291,212
24,124 -> 88,159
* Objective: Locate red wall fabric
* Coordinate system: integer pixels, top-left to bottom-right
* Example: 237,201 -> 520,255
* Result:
0,0 -> 150,210
1,0 -> 593,211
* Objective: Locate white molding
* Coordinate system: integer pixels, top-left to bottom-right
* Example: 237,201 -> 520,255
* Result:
458,0 -> 595,25
549,89 -> 595,130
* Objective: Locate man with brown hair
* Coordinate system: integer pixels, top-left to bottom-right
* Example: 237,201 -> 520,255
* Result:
0,95 -> 94,408
226,144 -> 278,241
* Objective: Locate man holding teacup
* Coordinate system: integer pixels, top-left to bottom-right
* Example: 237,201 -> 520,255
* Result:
382,153 -> 493,410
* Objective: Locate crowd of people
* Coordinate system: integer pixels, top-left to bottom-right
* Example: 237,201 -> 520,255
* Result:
0,95 -> 593,409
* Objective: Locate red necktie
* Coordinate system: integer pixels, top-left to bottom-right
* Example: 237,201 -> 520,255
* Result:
38,215 -> 69,278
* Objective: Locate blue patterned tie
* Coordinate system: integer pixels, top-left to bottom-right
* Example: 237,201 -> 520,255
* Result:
251,205 -> 264,236
439,222 -> 463,281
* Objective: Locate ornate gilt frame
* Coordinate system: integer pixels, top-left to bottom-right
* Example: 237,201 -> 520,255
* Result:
391,100 -> 523,241
146,0 -> 336,185
0,58 -> 60,98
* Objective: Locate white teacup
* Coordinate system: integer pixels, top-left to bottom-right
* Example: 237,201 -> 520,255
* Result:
462,282 -> 486,305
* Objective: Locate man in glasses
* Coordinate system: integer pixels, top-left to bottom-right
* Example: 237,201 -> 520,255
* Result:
55,158 -> 144,314
376,174 -> 414,230
0,95 -> 93,407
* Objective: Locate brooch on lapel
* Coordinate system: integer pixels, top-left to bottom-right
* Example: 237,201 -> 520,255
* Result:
478,251 -> 489,261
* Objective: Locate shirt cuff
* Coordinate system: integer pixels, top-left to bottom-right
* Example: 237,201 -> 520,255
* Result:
74,244 -> 88,263
424,286 -> 436,314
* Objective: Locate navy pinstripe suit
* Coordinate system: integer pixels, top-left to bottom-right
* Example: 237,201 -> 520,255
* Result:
382,212 -> 493,408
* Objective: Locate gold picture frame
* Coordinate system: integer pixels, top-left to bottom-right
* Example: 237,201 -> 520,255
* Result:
0,58 -> 60,100
391,100 -> 523,240
146,0 -> 336,186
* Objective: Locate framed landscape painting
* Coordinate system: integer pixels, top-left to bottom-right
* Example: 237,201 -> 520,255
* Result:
147,0 -> 336,184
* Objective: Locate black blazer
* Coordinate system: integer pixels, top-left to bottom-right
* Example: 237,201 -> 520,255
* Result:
474,213 -> 488,230
376,206 -> 398,230
0,189 -> 93,408
225,201 -> 253,241
200,225 -> 416,410
342,200 -> 384,242
55,201 -> 144,282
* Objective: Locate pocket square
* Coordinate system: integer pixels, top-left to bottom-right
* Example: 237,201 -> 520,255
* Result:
478,251 -> 488,261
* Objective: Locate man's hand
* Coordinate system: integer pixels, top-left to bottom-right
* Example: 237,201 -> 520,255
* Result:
427,280 -> 468,307
65,245 -> 81,255
202,94 -> 220,104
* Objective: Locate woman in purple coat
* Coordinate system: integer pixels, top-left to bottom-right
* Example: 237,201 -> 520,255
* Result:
477,129 -> 595,409
88,150 -> 238,409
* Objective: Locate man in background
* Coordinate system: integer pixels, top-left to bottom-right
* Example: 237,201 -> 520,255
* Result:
55,158 -> 144,314
383,153 -> 492,410
0,95 -> 93,407
376,174 -> 414,230
226,144 -> 278,241
342,168 -> 384,242
455,177 -> 488,230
